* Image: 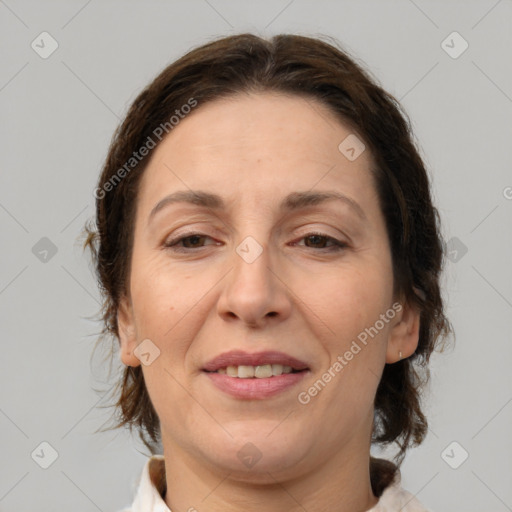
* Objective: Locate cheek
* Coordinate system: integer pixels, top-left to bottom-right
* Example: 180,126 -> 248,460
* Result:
128,251 -> 221,370
128,252 -> 186,339
310,263 -> 394,336
131,246 -> 193,308
304,257 -> 394,397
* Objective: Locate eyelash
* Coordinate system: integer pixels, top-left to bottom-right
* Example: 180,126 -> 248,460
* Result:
163,232 -> 348,253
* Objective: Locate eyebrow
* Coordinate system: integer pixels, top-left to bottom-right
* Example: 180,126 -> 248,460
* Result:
148,189 -> 367,225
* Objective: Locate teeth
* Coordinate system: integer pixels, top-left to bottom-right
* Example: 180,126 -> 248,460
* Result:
254,364 -> 272,378
218,364 -> 298,378
226,366 -> 238,377
238,365 -> 254,378
271,364 -> 283,375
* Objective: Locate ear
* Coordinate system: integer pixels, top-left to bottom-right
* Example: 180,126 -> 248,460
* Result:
385,300 -> 421,363
117,294 -> 141,367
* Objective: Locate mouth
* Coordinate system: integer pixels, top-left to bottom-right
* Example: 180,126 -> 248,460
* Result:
202,350 -> 309,399
203,350 -> 309,376
205,363 -> 303,378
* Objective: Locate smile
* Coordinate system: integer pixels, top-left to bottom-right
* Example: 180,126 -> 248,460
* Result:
208,364 -> 298,378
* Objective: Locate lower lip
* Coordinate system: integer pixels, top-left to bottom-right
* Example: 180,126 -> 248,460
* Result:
204,371 -> 308,399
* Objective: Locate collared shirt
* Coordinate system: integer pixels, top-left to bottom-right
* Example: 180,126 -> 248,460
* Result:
118,455 -> 432,512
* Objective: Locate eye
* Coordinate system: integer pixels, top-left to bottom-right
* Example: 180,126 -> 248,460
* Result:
163,233 -> 217,252
294,232 -> 348,252
163,231 -> 348,253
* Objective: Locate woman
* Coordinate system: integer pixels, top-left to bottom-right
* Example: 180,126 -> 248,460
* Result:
83,33 -> 451,512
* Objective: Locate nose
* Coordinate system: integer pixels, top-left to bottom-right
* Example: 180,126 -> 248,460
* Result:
217,239 -> 292,329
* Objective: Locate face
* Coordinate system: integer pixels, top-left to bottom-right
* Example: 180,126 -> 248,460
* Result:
118,92 -> 419,482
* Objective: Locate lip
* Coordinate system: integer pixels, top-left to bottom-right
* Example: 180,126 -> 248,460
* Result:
202,350 -> 309,372
205,371 -> 308,399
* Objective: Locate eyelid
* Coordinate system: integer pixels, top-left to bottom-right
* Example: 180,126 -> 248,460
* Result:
163,232 -> 217,250
291,232 -> 348,250
163,230 -> 349,254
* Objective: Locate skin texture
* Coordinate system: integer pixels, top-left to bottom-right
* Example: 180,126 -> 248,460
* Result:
117,92 -> 420,512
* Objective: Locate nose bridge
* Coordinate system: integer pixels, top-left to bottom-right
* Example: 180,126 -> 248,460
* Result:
236,233 -> 273,284
218,224 -> 291,327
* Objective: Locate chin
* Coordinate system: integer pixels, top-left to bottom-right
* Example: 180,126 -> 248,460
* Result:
199,423 -> 311,479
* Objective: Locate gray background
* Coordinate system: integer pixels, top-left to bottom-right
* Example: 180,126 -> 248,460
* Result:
1,1 -> 511,511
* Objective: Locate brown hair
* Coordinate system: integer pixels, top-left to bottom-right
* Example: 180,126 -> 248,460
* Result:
83,32 -> 452,496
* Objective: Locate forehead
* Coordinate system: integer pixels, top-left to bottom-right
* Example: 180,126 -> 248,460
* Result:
136,91 -> 377,212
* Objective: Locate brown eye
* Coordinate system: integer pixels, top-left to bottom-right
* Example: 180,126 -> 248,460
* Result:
296,233 -> 347,252
164,233 -> 216,252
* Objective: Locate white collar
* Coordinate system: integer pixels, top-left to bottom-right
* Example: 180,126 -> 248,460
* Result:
127,455 -> 170,512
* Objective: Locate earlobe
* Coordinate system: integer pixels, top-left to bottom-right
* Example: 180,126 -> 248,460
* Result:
385,300 -> 421,364
117,294 -> 141,367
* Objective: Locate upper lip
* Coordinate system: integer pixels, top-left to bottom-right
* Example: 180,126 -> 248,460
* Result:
203,350 -> 309,372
